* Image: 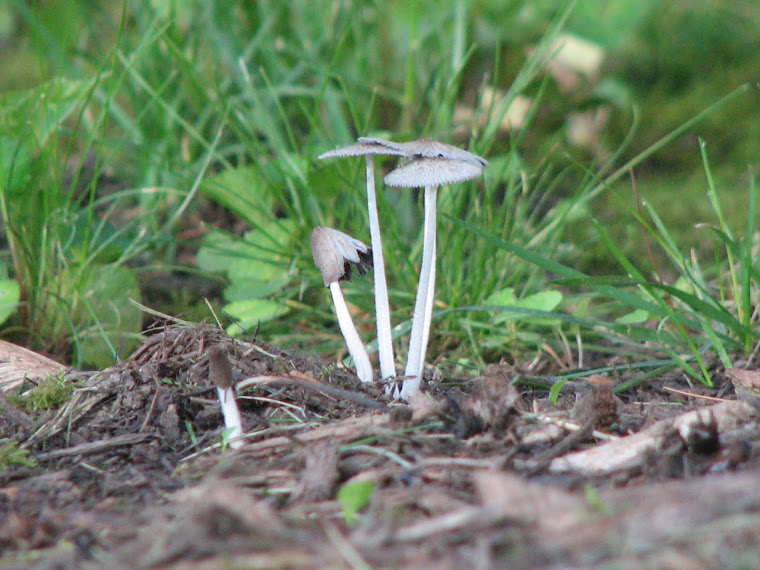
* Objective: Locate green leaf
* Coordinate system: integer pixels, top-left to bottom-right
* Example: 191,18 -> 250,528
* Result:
485,287 -> 563,326
0,77 -> 99,147
200,166 -> 274,228
198,224 -> 295,329
0,136 -> 31,193
337,480 -> 374,526
484,287 -> 518,307
224,275 -> 290,303
198,224 -> 294,288
549,378 -> 568,405
615,308 -> 649,325
516,290 -> 563,312
224,299 -> 288,335
0,273 -> 19,327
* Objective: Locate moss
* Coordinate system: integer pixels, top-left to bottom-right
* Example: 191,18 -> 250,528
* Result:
0,442 -> 37,469
10,373 -> 79,414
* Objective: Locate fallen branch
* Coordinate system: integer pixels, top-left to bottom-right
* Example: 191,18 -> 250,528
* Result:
550,399 -> 757,476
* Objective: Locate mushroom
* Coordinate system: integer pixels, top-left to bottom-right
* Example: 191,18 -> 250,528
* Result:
318,141 -> 407,380
310,226 -> 374,383
384,150 -> 486,400
208,345 -> 244,449
359,137 -> 488,167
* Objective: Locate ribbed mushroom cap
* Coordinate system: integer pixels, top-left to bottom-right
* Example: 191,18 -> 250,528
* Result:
383,157 -> 483,188
355,137 -> 407,153
318,141 -> 407,160
359,137 -> 488,167
310,227 -> 373,286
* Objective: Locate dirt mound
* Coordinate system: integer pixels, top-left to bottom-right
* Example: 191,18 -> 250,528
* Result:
2,325 -> 760,568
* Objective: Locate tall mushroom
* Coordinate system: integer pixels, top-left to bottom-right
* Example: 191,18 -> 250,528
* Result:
318,141 -> 406,381
310,226 -> 374,383
384,150 -> 487,400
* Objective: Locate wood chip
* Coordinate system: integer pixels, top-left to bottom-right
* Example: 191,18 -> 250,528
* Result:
550,400 -> 757,475
0,340 -> 66,393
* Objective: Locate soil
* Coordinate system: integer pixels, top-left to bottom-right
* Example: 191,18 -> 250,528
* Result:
2,324 -> 760,569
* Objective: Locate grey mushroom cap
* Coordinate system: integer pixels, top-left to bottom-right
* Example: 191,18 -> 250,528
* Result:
310,227 -> 373,286
318,141 -> 407,160
383,157 -> 483,188
356,137 -> 408,153
358,137 -> 488,167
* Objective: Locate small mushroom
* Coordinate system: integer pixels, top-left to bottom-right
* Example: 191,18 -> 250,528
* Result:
208,345 -> 244,449
318,141 -> 407,380
384,146 -> 486,400
310,226 -> 374,383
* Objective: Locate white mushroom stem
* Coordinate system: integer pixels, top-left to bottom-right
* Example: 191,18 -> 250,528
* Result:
216,386 -> 244,449
365,156 -> 396,380
330,281 -> 374,383
402,185 -> 438,400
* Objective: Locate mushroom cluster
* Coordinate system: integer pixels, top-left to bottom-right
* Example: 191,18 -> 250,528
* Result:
316,137 -> 487,399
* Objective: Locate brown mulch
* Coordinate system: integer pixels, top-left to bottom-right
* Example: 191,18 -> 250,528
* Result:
2,324 -> 760,569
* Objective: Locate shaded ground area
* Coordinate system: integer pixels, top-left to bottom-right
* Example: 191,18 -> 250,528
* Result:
2,324 -> 760,568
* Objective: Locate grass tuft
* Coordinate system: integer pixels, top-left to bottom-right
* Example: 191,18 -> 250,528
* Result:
1,1 -> 758,388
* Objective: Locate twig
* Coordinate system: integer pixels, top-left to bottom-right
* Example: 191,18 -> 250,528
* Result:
240,414 -> 391,457
241,343 -> 279,360
236,374 -> 387,410
241,396 -> 307,420
662,386 -> 729,402
523,416 -> 596,474
179,422 -> 316,463
323,521 -> 372,570
416,456 -> 501,469
347,444 -> 414,468
394,505 -> 511,543
34,433 -> 152,461
526,412 -> 619,440
542,342 -> 569,370
140,382 -> 162,432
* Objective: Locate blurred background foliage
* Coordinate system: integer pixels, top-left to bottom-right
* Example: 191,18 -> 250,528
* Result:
0,0 -> 758,371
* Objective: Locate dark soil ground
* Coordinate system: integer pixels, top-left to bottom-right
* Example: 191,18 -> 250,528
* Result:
2,324 -> 760,569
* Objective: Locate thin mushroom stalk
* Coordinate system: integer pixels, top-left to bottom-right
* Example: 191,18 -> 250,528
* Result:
208,345 -> 244,449
362,155 -> 395,379
319,142 -> 406,380
401,184 -> 438,399
311,227 -> 374,383
384,150 -> 487,400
